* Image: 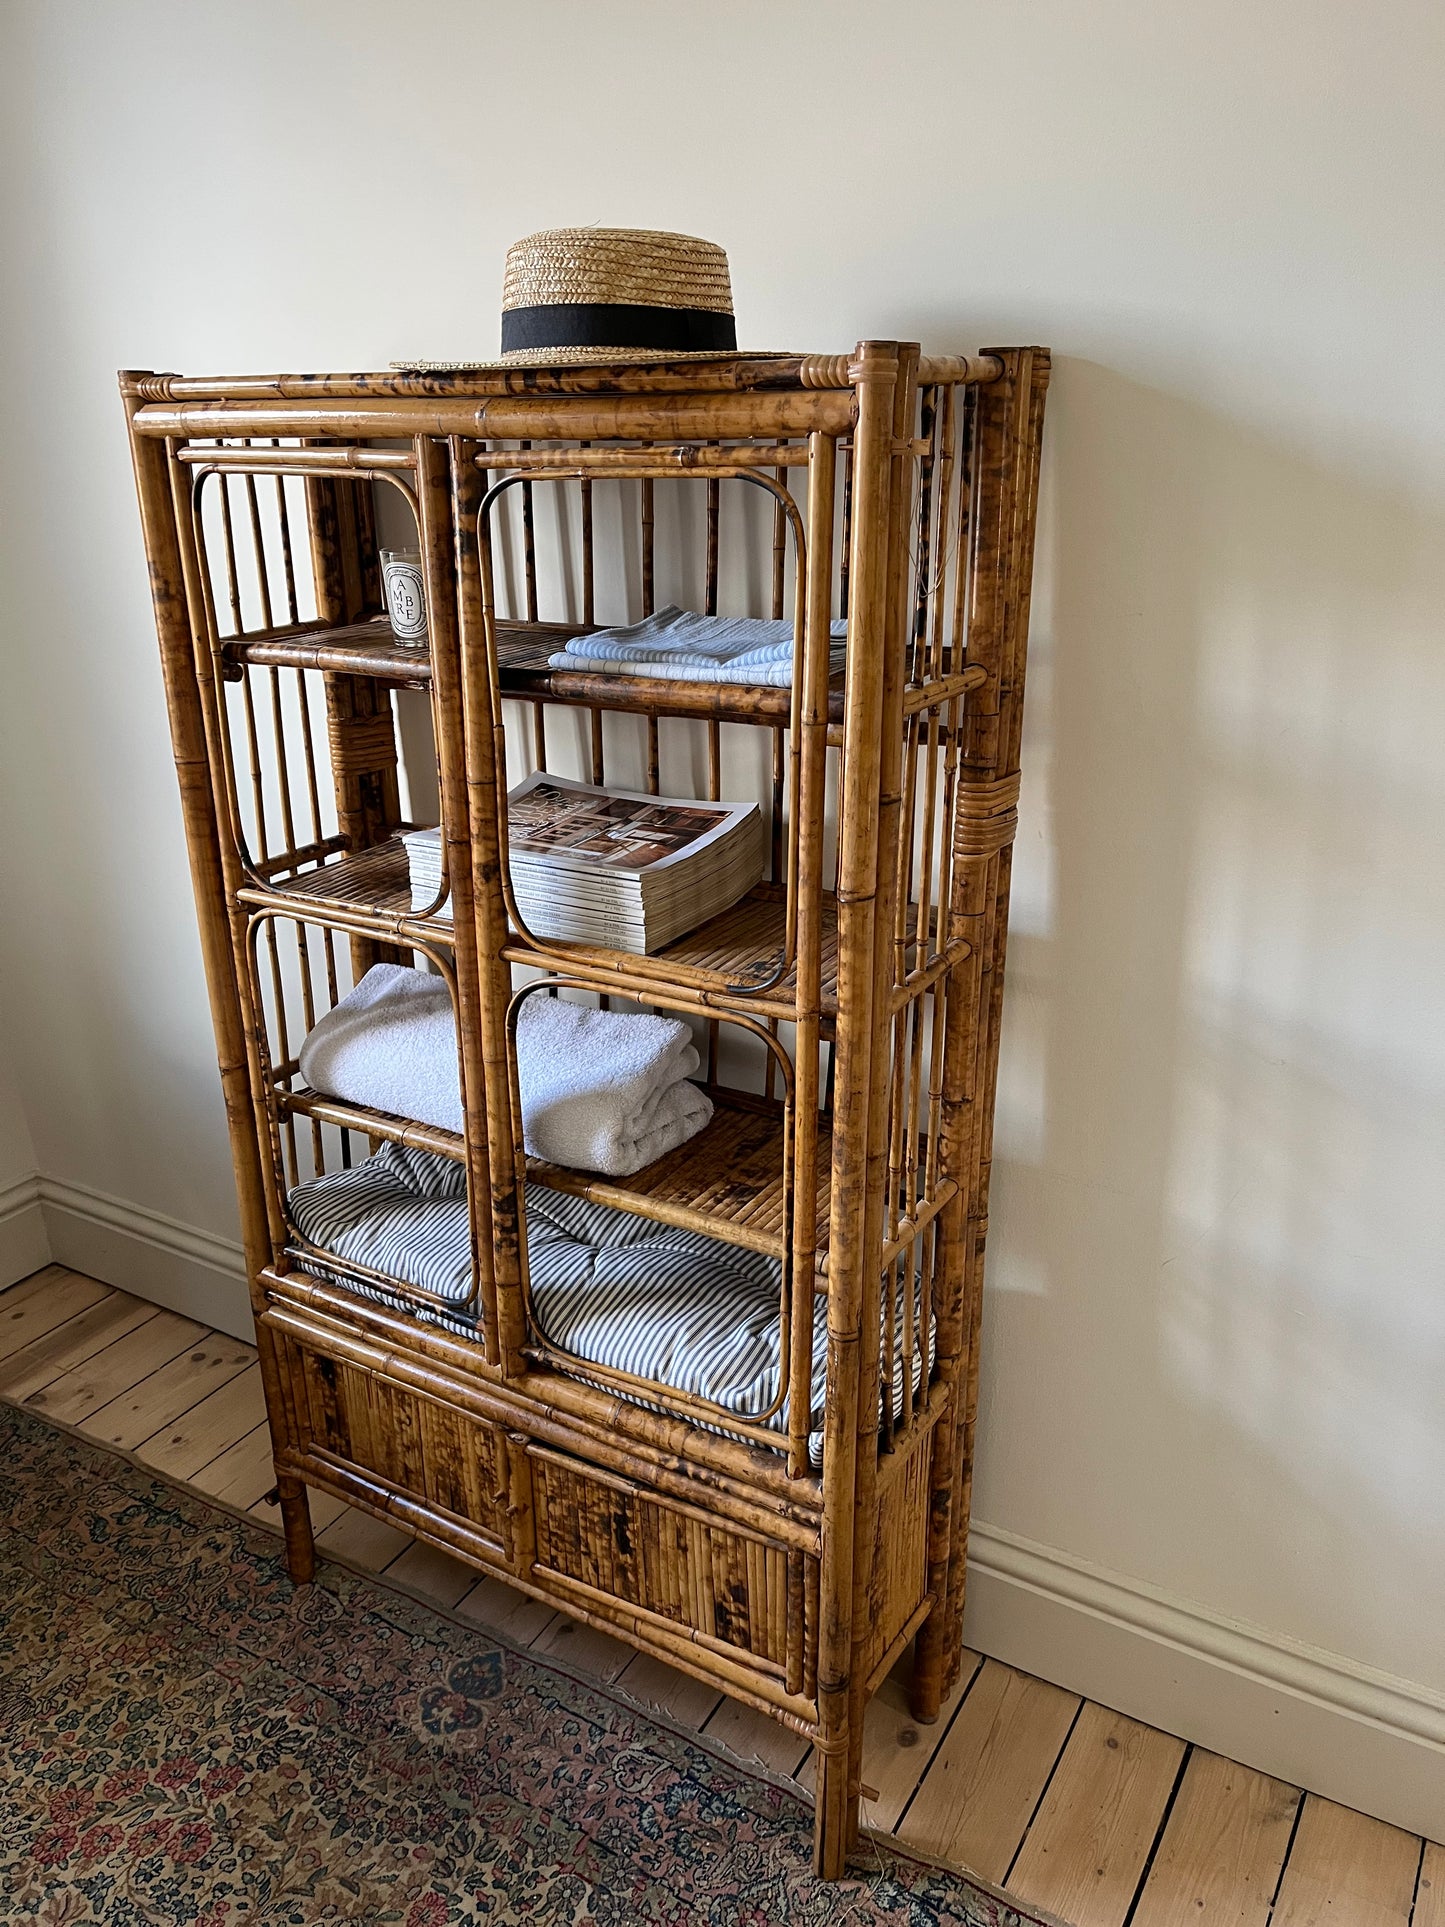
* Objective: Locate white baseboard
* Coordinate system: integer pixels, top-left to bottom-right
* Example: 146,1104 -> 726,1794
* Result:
0,1174 -> 51,1287
38,1175 -> 252,1341
22,1170 -> 1445,1839
964,1521 -> 1445,1842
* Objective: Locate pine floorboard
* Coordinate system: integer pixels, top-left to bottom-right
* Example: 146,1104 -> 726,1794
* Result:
896,1654 -> 1081,1880
1270,1797 -> 1422,1927
1004,1701 -> 1187,1925
1131,1748 -> 1301,1926
4,1264 -> 1440,1923
1414,1844 -> 1445,1927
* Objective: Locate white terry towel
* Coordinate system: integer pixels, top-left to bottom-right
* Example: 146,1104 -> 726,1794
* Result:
514,993 -> 712,1174
297,964 -> 713,1177
298,964 -> 462,1133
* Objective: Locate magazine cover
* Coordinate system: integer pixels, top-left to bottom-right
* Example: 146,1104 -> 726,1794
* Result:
506,772 -> 759,878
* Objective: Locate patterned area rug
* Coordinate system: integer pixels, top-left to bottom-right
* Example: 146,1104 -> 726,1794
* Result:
0,1400 -> 1052,1925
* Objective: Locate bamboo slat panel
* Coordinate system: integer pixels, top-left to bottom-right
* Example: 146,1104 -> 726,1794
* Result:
529,1446 -> 797,1671
858,1431 -> 934,1680
262,1275 -> 825,1536
284,1337 -> 510,1549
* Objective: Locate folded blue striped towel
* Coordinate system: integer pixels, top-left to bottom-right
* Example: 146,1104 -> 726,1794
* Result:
547,605 -> 847,687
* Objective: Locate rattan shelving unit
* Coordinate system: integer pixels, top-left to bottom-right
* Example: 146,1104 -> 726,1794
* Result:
123,341 -> 1049,1877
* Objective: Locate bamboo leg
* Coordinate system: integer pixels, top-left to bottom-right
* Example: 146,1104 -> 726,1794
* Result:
844,344 -> 919,1847
121,386 -> 314,1588
813,341 -> 901,1881
277,1474 -> 316,1584
937,350 -> 1048,1689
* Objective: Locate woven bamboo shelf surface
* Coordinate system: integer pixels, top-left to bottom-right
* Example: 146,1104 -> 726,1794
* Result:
276,1082 -> 819,1262
247,855 -> 842,1019
225,617 -> 849,725
529,1090 -> 830,1263
240,836 -> 448,936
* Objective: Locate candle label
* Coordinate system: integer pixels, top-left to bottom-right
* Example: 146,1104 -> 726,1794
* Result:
382,558 -> 428,641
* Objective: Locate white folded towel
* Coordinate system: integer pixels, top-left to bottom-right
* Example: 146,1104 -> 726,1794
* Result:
298,964 -> 461,1133
547,605 -> 847,688
514,993 -> 713,1174
297,964 -> 713,1177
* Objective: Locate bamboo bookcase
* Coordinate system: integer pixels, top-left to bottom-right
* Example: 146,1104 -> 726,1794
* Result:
122,342 -> 1049,1878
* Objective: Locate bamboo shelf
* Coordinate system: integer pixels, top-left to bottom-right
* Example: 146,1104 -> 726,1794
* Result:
124,341 -> 1049,1879
246,859 -> 844,1022
224,615 -> 981,729
275,1079 -> 818,1264
531,1092 -> 828,1264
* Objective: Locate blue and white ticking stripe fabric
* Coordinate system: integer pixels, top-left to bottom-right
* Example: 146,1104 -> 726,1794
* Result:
287,1141 -> 471,1301
287,1142 -> 924,1464
547,606 -> 848,688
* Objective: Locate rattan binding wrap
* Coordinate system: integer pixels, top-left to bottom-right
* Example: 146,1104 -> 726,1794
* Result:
953,772 -> 1021,857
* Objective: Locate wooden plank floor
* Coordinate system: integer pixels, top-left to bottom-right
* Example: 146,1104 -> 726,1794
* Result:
4,1264 -> 1440,1924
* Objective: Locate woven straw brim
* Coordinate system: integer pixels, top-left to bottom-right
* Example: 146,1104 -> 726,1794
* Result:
393,346 -> 780,372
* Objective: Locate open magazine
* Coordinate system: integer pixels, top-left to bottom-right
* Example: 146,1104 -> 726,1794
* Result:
403,773 -> 766,954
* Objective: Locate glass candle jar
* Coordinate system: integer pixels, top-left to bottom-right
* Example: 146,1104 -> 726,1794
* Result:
380,548 -> 428,646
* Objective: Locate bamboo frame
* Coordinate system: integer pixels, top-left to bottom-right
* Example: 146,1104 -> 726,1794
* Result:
121,341 -> 1049,1881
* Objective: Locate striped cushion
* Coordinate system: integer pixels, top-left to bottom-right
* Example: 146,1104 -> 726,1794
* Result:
287,1143 -> 922,1463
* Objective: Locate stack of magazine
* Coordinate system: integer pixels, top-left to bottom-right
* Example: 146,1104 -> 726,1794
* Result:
402,772 -> 766,954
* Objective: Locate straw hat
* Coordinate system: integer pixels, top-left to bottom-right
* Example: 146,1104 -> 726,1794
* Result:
399,227 -> 759,372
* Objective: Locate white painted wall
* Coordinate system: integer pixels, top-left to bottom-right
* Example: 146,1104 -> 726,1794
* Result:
0,1014 -> 46,1284
1,0 -> 1441,1834
0,1056 -> 36,1186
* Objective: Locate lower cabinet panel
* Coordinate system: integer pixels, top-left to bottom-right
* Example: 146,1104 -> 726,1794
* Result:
281,1335 -> 511,1558
270,1321 -> 822,1705
859,1426 -> 933,1681
528,1443 -> 807,1680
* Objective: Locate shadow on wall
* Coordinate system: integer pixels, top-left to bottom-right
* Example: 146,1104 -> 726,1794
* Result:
979,357 -> 1445,1688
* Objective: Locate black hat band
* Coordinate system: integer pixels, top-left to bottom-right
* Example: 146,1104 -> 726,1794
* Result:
501,301 -> 738,357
